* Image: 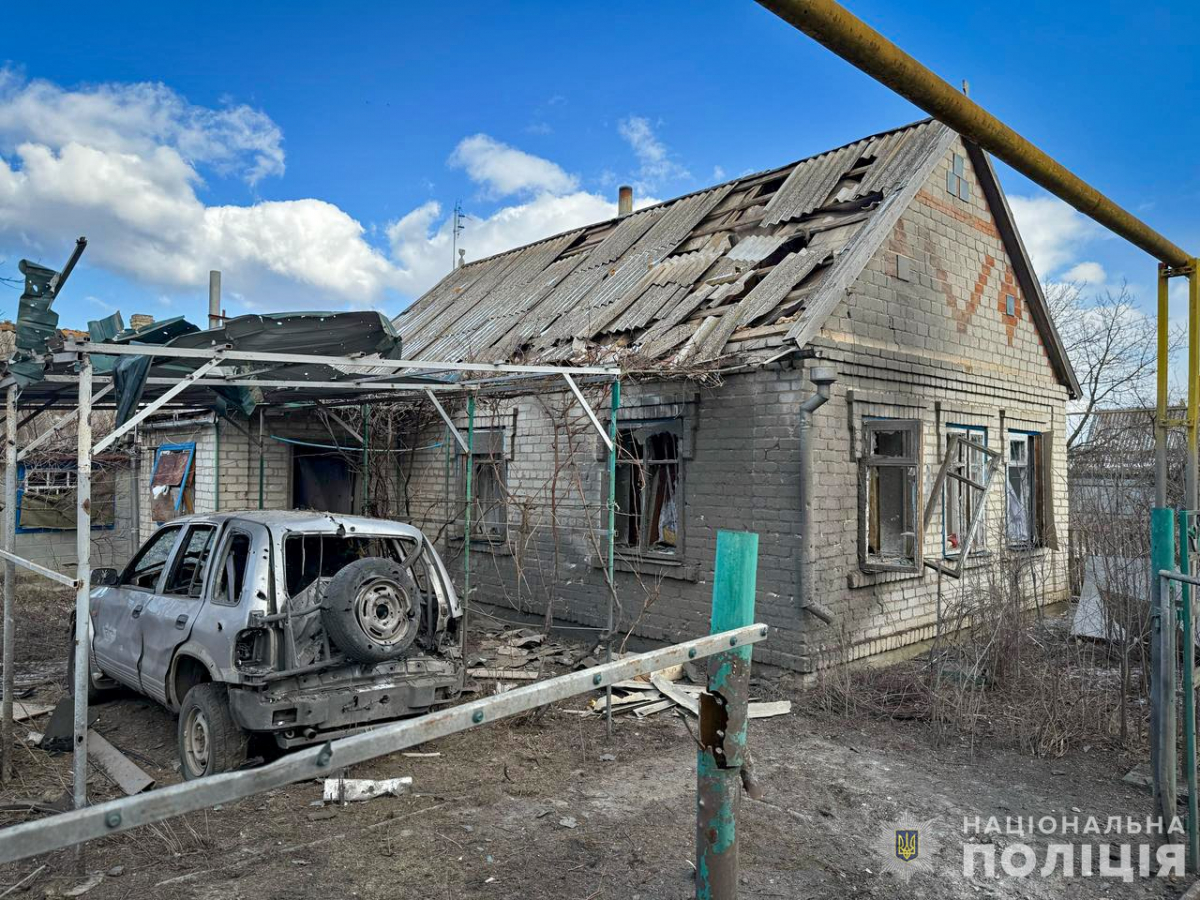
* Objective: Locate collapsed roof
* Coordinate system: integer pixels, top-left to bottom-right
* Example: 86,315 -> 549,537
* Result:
394,119 -> 955,368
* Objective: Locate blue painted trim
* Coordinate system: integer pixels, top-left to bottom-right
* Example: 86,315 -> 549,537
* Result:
150,442 -> 197,522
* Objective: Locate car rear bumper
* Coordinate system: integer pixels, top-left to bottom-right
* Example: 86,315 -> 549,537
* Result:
227,663 -> 463,735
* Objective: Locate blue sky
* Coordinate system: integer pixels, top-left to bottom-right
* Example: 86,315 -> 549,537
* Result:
1,1 -> 1198,332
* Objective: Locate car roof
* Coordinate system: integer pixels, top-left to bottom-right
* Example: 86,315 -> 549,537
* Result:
162,510 -> 426,540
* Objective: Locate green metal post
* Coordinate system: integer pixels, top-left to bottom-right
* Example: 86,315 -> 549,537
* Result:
605,380 -> 620,736
1151,507 -> 1177,830
463,395 -> 475,621
361,403 -> 371,515
1182,510 -> 1199,872
697,530 -> 758,900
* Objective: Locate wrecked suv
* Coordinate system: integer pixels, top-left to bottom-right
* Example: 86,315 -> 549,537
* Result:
74,511 -> 464,778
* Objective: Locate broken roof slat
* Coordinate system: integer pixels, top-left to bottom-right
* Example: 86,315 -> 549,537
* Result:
384,119 -> 1025,374
760,143 -> 862,227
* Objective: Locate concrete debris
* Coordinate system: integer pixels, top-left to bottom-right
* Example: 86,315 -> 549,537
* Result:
323,777 -> 413,803
558,816 -> 578,829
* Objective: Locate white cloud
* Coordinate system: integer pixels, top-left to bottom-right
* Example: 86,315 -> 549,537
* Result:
1008,194 -> 1100,279
1062,261 -> 1107,285
618,116 -> 690,190
0,69 -> 283,186
0,70 -> 657,317
387,192 -> 616,294
448,134 -> 577,197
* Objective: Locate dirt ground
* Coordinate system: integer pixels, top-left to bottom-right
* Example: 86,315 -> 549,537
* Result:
0,589 -> 1190,899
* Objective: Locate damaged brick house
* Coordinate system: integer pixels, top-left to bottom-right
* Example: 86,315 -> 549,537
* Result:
389,119 -> 1080,674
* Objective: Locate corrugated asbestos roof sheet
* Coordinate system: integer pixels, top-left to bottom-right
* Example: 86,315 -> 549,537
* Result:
394,119 -> 947,369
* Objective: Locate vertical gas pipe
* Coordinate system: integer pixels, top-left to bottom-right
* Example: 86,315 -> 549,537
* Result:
696,530 -> 758,900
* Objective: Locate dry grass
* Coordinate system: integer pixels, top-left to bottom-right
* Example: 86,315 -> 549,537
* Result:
809,617 -> 1144,759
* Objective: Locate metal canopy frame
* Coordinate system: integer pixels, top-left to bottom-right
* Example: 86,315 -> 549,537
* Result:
0,341 -> 622,818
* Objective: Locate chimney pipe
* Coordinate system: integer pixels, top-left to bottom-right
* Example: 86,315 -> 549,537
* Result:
618,185 -> 633,217
208,271 -> 222,330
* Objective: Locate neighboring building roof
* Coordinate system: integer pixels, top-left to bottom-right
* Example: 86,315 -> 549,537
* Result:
1074,406 -> 1187,461
392,120 -> 1078,396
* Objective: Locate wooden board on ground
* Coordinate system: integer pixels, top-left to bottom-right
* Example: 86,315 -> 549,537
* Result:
11,701 -> 53,722
651,673 -> 700,715
87,730 -> 155,795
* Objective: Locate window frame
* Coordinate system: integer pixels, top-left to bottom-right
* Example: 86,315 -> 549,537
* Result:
1006,430 -> 1041,548
613,418 -> 684,560
15,461 -> 117,533
120,524 -> 184,593
858,418 -> 923,574
211,527 -> 253,607
461,427 -> 509,544
942,425 -> 990,559
150,441 -> 197,524
162,524 -> 217,599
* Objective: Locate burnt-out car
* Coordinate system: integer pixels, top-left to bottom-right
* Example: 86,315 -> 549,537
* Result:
72,511 -> 463,778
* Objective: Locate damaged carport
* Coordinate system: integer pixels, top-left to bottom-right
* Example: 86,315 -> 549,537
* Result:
0,260 -> 776,895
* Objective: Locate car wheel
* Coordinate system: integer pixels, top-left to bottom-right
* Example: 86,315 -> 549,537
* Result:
321,558 -> 421,664
178,683 -> 248,779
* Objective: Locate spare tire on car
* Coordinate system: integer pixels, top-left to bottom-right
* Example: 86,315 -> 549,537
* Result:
321,557 -> 421,663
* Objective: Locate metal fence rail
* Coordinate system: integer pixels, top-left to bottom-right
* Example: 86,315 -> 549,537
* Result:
0,623 -> 767,866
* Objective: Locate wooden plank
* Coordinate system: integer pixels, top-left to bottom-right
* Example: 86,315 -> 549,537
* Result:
632,699 -> 675,718
12,702 -> 53,722
651,673 -> 700,715
86,730 -> 155,796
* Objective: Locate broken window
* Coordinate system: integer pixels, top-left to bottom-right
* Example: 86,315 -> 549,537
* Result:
150,442 -> 196,524
15,462 -> 116,531
163,525 -> 216,598
284,534 -> 407,598
947,153 -> 971,201
923,431 -> 1001,577
121,525 -> 182,591
944,426 -> 989,556
615,421 -> 681,556
464,429 -> 507,541
1007,431 -> 1056,548
215,531 -> 252,606
860,419 -> 922,572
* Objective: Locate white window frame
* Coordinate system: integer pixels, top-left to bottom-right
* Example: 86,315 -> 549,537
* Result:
859,418 -> 923,573
943,425 -> 990,558
1006,431 -> 1038,547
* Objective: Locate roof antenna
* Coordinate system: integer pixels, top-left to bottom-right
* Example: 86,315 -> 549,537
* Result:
451,200 -> 471,271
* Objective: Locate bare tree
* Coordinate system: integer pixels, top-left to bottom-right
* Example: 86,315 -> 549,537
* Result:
1048,281 -> 1182,450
